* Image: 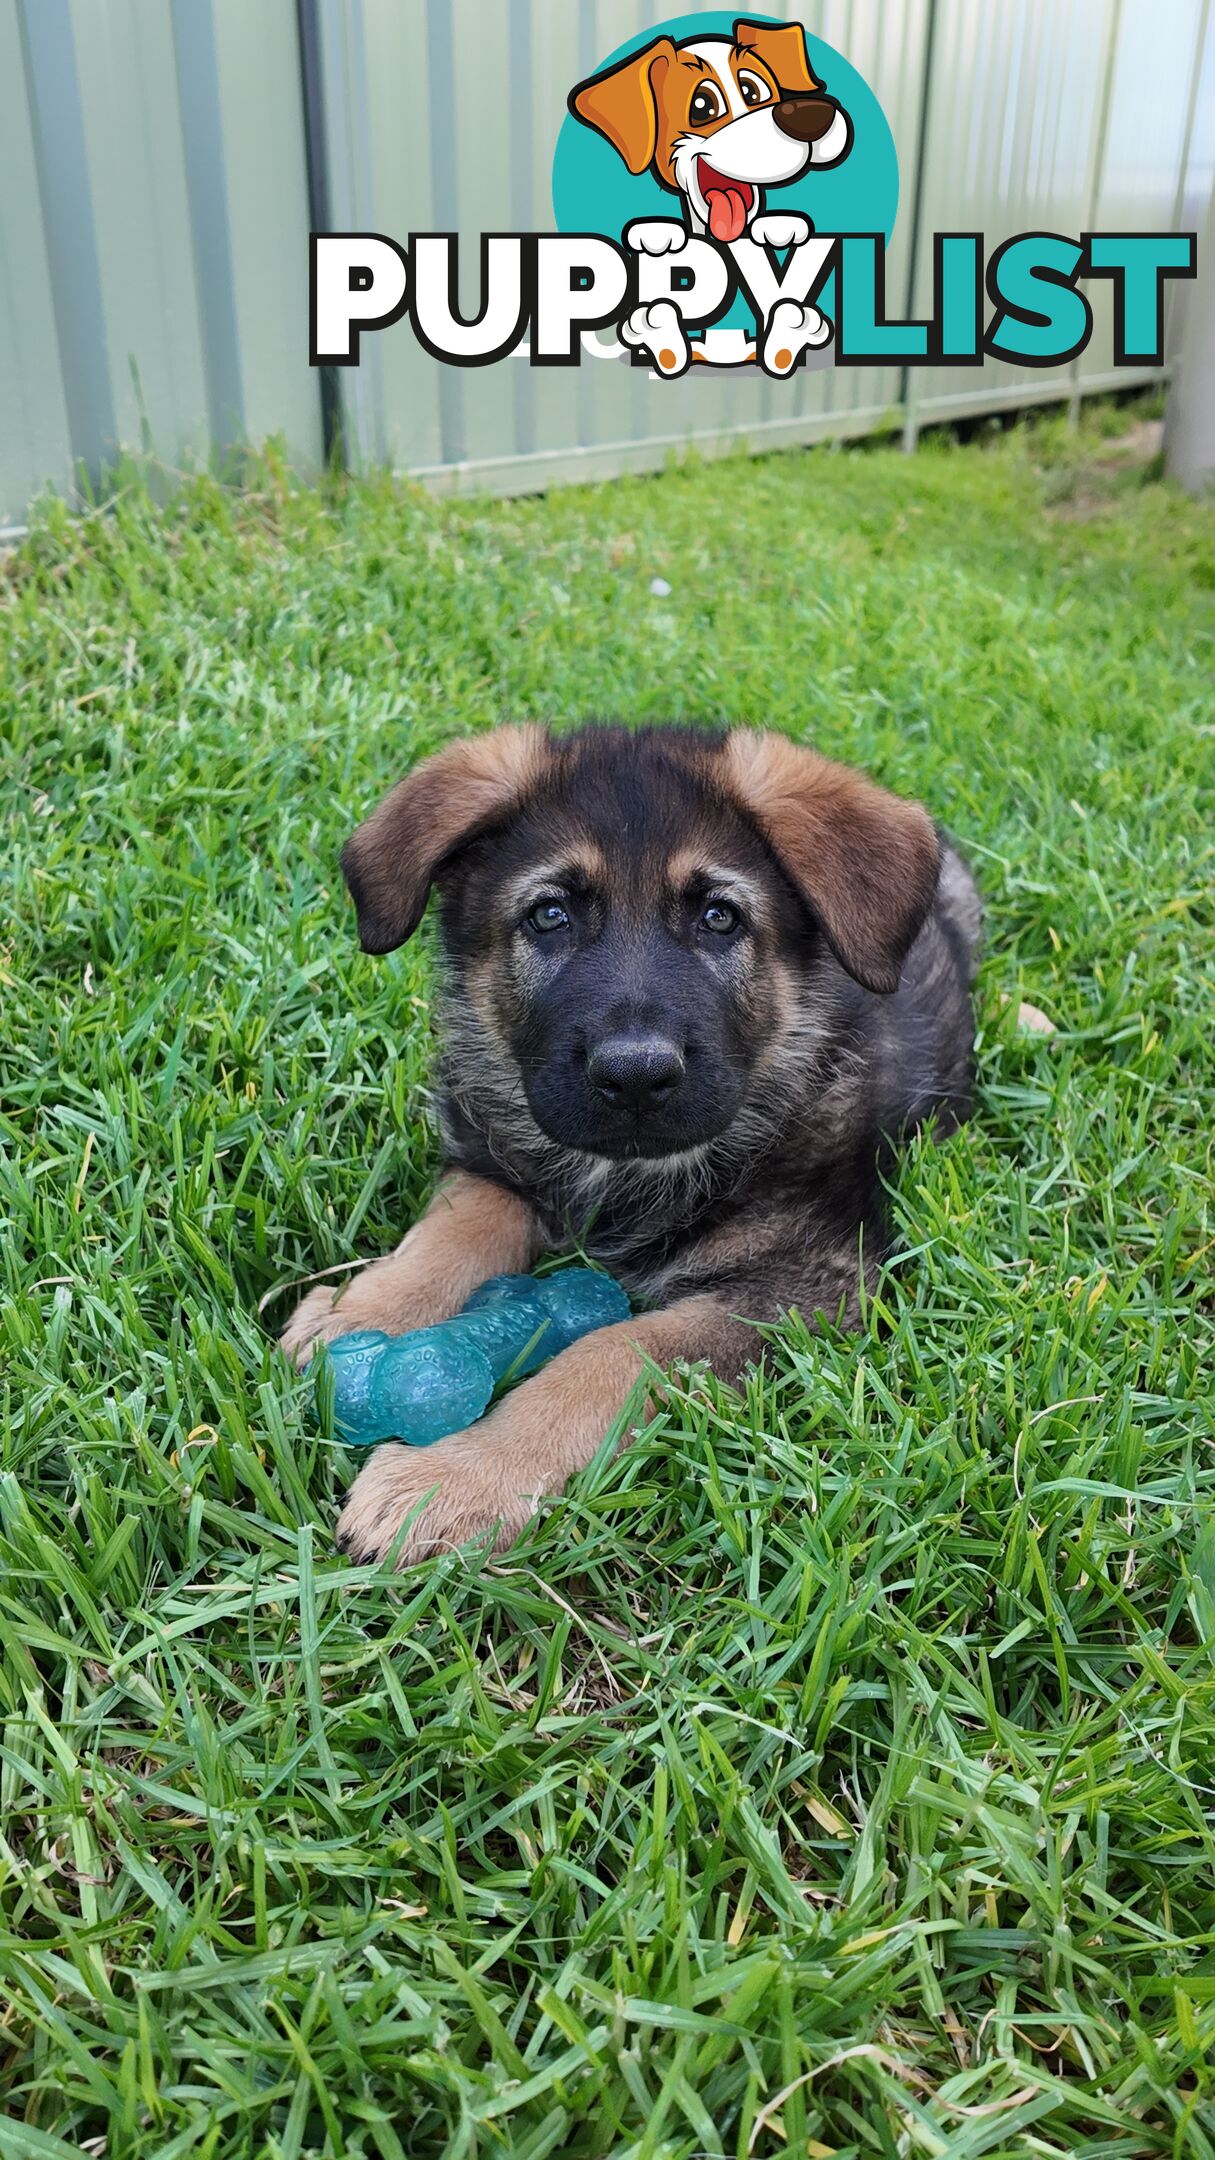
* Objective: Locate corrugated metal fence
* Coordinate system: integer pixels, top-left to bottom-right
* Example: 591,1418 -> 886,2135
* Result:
2,0 -> 1212,528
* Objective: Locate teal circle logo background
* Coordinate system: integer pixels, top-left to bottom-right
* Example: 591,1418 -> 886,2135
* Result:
552,12 -> 898,253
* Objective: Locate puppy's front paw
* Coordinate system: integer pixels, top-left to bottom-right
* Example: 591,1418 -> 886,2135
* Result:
336,1439 -> 535,1568
280,1282 -> 349,1366
280,1255 -> 459,1368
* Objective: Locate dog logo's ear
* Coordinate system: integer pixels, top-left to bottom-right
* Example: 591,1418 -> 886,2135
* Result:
732,18 -> 821,96
341,724 -> 546,953
568,37 -> 676,176
725,731 -> 941,995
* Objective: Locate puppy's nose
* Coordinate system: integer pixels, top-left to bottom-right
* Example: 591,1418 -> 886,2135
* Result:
773,93 -> 841,143
588,1035 -> 685,1111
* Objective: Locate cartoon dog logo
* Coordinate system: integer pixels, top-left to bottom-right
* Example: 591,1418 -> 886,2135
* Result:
569,18 -> 851,373
570,17 -> 851,239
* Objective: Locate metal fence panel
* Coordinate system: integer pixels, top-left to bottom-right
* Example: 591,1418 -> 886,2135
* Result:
908,0 -> 1113,433
0,0 -> 72,530
0,0 -> 320,525
1082,0 -> 1209,391
71,0 -> 209,468
1,0 -> 1210,525
209,0 -> 322,462
14,0 -> 118,506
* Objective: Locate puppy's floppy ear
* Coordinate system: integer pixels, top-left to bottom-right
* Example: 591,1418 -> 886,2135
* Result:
733,17 -> 820,95
568,37 -> 676,176
725,731 -> 940,995
341,724 -> 546,954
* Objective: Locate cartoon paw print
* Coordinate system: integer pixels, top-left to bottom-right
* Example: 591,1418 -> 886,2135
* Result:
621,301 -> 690,377
762,299 -> 832,376
750,212 -> 813,251
624,220 -> 691,258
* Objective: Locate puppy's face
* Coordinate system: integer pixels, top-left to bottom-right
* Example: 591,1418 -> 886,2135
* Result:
341,727 -> 941,1166
444,758 -> 800,1158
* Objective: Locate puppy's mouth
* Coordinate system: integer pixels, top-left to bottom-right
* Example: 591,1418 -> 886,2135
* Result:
523,1074 -> 741,1161
697,159 -> 755,243
574,1125 -> 714,1163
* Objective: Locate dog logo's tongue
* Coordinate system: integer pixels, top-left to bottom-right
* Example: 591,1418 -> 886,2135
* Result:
699,161 -> 753,244
708,188 -> 748,242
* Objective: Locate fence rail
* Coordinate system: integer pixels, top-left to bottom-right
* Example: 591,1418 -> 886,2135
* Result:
2,0 -> 1212,528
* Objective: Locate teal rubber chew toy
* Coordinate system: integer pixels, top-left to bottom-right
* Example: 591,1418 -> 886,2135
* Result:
318,1267 -> 630,1447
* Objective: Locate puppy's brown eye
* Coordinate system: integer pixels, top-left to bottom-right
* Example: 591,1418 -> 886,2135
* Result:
689,83 -> 725,125
526,900 -> 570,934
700,900 -> 740,935
738,71 -> 770,107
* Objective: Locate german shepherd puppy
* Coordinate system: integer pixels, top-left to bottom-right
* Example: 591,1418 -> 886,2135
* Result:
282,724 -> 981,1565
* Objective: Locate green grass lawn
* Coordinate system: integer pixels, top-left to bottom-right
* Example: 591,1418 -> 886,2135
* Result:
2,402 -> 1213,2158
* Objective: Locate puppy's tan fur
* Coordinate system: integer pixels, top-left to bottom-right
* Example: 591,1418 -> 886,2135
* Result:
338,724 -> 546,955
724,732 -> 940,994
282,1172 -> 540,1356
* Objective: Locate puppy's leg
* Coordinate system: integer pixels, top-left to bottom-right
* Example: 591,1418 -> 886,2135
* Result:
280,1171 -> 540,1364
336,1294 -> 755,1566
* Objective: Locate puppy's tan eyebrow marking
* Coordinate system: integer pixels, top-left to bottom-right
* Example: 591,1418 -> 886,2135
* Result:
669,848 -> 744,888
666,852 -> 769,915
503,851 -> 605,913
